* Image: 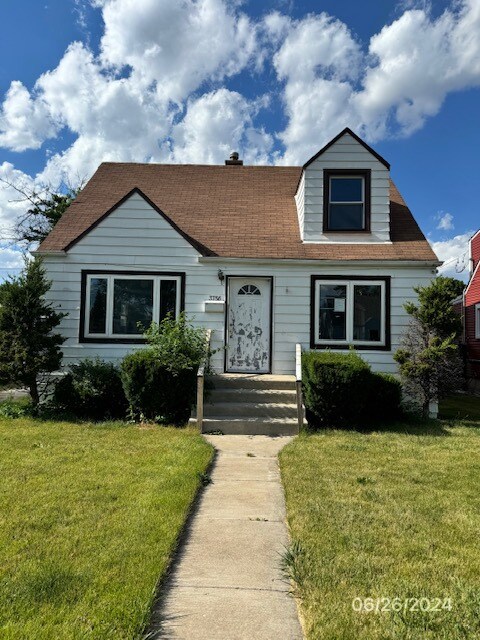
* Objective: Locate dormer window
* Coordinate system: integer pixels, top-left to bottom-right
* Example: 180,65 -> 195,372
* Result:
323,169 -> 371,233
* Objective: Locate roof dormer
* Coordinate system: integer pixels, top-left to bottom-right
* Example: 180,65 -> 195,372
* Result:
295,128 -> 391,244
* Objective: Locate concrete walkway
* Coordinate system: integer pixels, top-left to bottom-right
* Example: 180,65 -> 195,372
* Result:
149,435 -> 303,640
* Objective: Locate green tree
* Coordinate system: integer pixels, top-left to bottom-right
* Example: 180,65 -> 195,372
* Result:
15,187 -> 79,244
0,258 -> 66,405
404,276 -> 465,339
394,325 -> 461,418
394,276 -> 464,418
0,177 -> 80,244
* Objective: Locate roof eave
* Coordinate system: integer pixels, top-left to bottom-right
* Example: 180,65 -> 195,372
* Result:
199,256 -> 441,267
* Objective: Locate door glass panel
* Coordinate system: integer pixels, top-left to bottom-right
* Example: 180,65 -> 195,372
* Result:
353,285 -> 382,342
88,278 -> 107,334
318,284 -> 347,340
160,279 -> 177,322
238,284 -> 261,295
113,279 -> 153,334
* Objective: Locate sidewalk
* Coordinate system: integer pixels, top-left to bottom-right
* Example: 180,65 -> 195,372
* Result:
149,435 -> 303,640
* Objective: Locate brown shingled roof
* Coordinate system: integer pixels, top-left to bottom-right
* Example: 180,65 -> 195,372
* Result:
38,162 -> 438,262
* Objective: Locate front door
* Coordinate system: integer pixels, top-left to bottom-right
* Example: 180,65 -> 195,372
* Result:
226,277 -> 272,373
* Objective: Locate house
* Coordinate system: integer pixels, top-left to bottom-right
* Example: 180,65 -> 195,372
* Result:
453,229 -> 480,393
36,128 -> 439,430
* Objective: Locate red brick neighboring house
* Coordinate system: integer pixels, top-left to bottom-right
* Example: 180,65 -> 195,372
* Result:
455,230 -> 480,390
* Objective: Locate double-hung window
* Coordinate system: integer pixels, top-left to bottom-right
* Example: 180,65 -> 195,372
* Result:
323,169 -> 371,232
81,271 -> 184,341
312,276 -> 390,349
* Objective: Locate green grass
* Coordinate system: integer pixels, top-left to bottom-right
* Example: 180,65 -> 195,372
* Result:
439,394 -> 480,421
0,417 -> 213,640
280,409 -> 480,639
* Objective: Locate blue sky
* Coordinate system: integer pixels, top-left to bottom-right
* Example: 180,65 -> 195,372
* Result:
0,0 -> 479,278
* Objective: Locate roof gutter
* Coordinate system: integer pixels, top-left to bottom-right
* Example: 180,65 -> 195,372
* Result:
199,256 -> 442,268
32,249 -> 66,256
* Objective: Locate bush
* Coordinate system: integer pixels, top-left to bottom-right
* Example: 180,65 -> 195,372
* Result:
368,373 -> 402,422
0,398 -> 33,419
302,351 -> 372,428
121,313 -> 208,425
302,351 -> 402,429
121,349 -> 197,425
144,312 -> 208,372
53,358 -> 127,420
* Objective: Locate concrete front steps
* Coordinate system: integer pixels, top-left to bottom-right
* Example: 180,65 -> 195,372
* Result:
201,374 -> 300,436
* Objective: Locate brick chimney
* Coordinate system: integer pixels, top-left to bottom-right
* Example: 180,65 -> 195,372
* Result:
225,151 -> 243,165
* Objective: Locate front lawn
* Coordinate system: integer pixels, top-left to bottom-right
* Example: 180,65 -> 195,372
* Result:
439,393 -> 480,421
0,417 -> 213,640
280,412 -> 480,639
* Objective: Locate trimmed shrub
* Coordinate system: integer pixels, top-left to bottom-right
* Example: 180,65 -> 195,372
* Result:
53,358 -> 127,420
369,372 -> 402,422
302,351 -> 372,428
302,351 -> 403,429
120,349 -> 197,425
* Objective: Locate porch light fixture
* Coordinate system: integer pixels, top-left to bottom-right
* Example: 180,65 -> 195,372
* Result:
217,269 -> 225,282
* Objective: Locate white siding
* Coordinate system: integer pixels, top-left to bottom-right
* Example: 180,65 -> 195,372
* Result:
43,191 -> 434,376
299,132 -> 391,243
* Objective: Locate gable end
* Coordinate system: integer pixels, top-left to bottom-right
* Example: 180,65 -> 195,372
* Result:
303,127 -> 391,171
63,187 -> 214,256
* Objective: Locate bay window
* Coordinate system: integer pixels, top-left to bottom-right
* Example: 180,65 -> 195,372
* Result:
311,276 -> 390,349
81,271 -> 184,342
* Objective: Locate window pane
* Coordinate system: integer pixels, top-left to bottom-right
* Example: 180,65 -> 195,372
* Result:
319,284 -> 347,340
330,178 -> 362,202
89,278 -> 107,334
329,203 -> 364,230
113,279 -> 153,335
353,285 -> 382,342
160,279 -> 178,322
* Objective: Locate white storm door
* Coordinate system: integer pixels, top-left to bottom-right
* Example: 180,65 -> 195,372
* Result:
226,277 -> 272,373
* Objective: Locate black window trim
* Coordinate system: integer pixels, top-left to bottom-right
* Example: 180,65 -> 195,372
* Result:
310,275 -> 391,351
79,269 -> 186,344
323,169 -> 371,233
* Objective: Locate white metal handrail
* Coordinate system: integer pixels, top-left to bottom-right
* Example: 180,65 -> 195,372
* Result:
196,329 -> 212,431
295,343 -> 303,431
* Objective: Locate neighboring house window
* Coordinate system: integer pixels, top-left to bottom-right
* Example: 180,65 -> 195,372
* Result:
476,303 -> 480,339
311,276 -> 390,349
323,169 -> 371,232
81,271 -> 184,342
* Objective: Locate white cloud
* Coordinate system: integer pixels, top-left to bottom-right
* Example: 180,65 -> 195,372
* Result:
0,81 -> 57,152
0,0 -> 266,186
0,162 -> 36,239
171,89 -> 273,164
94,0 -> 258,103
0,245 -> 25,270
271,13 -> 363,164
272,0 -> 480,163
357,1 -> 480,137
436,212 -> 454,231
0,0 -> 479,206
431,232 -> 473,281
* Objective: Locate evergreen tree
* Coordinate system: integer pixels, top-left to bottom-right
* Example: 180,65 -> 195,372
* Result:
394,276 -> 464,418
0,259 -> 66,405
404,276 -> 465,340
